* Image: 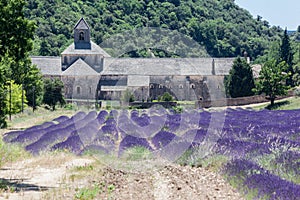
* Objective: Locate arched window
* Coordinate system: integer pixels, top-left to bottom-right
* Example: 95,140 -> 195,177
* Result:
89,87 -> 92,94
179,84 -> 183,89
190,84 -> 195,89
150,84 -> 154,89
79,32 -> 84,40
76,86 -> 81,94
159,84 -> 163,89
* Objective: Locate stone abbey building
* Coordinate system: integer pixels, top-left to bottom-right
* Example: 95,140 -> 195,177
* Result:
31,18 -> 235,103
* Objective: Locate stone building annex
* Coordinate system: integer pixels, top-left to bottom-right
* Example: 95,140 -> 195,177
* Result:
31,18 -> 235,103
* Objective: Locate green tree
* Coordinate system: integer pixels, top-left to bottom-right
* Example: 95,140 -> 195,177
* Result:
43,78 -> 65,111
4,80 -> 28,115
0,56 -> 11,128
23,64 -> 44,109
22,0 -> 282,59
293,64 -> 300,86
225,57 -> 255,98
280,28 -> 294,86
158,92 -> 173,102
0,86 -> 7,128
0,0 -> 42,110
254,59 -> 289,106
0,0 -> 35,61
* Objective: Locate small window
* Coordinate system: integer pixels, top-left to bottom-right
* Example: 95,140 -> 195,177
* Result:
179,84 -> 183,89
150,84 -> 154,89
89,87 -> 92,94
63,56 -> 67,64
190,84 -> 195,89
79,32 -> 84,40
76,86 -> 81,94
159,84 -> 163,89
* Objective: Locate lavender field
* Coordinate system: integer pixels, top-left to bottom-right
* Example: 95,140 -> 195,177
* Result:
3,107 -> 300,199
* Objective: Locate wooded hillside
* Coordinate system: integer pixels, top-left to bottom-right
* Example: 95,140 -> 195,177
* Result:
24,0 -> 284,58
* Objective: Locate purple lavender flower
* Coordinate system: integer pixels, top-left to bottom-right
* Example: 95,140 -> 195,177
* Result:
119,135 -> 153,156
52,115 -> 69,123
51,132 -> 84,154
151,131 -> 176,149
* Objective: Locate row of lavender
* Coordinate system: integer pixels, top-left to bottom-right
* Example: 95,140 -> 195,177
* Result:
3,108 -> 300,199
220,108 -> 300,199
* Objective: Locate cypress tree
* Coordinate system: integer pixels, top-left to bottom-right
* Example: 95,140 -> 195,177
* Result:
225,57 -> 255,98
280,28 -> 294,86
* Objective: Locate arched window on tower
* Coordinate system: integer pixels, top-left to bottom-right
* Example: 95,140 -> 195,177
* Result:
79,32 -> 84,41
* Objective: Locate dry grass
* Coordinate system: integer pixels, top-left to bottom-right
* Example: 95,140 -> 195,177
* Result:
7,106 -> 77,130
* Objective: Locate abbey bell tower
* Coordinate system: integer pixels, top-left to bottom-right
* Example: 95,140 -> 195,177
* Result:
74,17 -> 91,49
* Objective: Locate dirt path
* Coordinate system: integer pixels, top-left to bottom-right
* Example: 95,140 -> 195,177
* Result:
0,154 -> 94,200
0,153 -> 243,200
94,164 -> 244,200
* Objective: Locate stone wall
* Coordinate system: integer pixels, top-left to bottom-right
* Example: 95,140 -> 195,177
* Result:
196,93 -> 294,108
149,75 -> 210,101
62,75 -> 99,100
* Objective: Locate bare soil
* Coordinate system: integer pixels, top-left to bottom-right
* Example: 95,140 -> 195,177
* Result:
0,153 -> 244,200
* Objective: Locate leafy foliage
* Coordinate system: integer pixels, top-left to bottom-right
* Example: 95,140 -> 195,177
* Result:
254,59 -> 289,106
23,64 -> 44,108
43,78 -> 65,110
0,55 -> 13,128
4,80 -> 28,115
225,57 -> 255,98
0,0 -> 43,126
158,92 -> 174,102
293,64 -> 300,86
280,29 -> 294,67
280,29 -> 294,86
23,0 -> 283,59
0,0 -> 35,61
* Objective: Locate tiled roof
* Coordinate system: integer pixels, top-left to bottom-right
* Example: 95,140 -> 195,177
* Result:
62,41 -> 111,57
32,56 -> 234,77
31,56 -> 62,76
62,58 -> 99,76
128,75 -> 150,87
102,58 -> 234,76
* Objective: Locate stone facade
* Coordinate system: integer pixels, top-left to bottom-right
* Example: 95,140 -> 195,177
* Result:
32,18 -> 235,103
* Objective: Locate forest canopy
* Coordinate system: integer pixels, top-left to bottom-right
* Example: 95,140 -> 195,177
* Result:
24,0 -> 286,59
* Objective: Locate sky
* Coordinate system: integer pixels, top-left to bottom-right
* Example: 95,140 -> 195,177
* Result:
235,0 -> 300,30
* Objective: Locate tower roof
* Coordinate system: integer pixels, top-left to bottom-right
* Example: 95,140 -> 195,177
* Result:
74,17 -> 90,30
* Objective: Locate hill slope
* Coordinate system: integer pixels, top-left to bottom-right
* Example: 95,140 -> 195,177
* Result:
24,0 -> 283,58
